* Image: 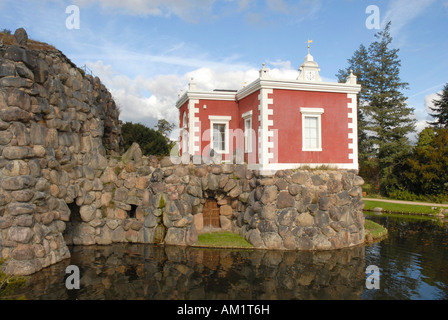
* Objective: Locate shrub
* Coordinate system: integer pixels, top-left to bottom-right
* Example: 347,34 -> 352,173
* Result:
388,189 -> 417,201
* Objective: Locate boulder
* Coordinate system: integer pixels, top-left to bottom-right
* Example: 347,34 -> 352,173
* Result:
277,191 -> 294,209
260,185 -> 278,205
14,28 -> 28,46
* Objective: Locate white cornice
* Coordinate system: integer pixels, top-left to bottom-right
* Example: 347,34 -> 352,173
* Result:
176,91 -> 236,108
237,78 -> 361,100
176,77 -> 361,108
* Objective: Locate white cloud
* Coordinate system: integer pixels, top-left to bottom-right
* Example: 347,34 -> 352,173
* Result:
87,60 -> 183,127
424,91 -> 440,113
86,60 -> 300,128
406,90 -> 443,135
415,119 -> 430,134
186,67 -> 259,92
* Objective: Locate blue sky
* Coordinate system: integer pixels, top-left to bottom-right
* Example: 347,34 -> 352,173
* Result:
1,0 -> 447,140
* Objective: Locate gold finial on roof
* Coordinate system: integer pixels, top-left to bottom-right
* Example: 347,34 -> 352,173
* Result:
306,39 -> 313,54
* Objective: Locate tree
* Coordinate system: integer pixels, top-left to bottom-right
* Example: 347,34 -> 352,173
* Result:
337,22 -> 416,195
156,119 -> 175,141
337,44 -> 373,163
428,83 -> 448,128
121,122 -> 170,156
366,22 -> 416,194
404,128 -> 448,198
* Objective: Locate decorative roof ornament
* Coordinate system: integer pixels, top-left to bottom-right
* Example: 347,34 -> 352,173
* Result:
259,62 -> 270,79
307,39 -> 313,54
346,69 -> 358,85
297,40 -> 322,82
188,77 -> 197,91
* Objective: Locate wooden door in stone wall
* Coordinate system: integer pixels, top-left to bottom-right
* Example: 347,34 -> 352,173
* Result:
203,200 -> 220,228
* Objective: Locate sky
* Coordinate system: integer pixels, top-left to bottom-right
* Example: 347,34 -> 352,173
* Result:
1,0 -> 447,141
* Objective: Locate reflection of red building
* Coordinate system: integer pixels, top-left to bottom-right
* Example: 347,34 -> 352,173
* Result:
176,52 -> 361,173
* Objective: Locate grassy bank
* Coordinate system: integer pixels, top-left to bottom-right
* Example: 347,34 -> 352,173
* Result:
363,199 -> 444,215
195,231 -> 254,249
0,260 -> 27,299
364,219 -> 388,242
196,220 -> 389,249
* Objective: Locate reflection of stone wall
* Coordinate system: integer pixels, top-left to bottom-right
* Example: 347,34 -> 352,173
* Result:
13,244 -> 366,300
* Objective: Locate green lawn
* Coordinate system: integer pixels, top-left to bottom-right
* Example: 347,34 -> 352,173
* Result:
195,231 -> 254,249
363,199 -> 442,215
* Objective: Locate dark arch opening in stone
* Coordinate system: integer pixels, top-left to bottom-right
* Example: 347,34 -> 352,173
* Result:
64,202 -> 82,245
67,202 -> 82,223
128,204 -> 137,219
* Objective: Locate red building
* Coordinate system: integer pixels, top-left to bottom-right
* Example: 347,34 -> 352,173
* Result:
176,52 -> 361,174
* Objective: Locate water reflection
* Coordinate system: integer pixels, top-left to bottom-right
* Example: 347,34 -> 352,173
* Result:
364,214 -> 448,300
10,244 -> 366,300
7,214 -> 448,300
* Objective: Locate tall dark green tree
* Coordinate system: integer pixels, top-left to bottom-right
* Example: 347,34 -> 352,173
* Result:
367,22 -> 415,194
337,22 -> 416,195
337,44 -> 373,163
428,83 -> 448,128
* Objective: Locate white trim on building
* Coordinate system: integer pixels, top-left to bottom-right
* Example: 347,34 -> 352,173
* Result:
209,115 -> 232,155
300,107 -> 324,152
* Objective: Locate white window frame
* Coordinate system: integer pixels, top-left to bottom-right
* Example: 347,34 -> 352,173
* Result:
242,110 -> 253,153
300,107 -> 324,152
182,112 -> 188,154
209,115 -> 231,154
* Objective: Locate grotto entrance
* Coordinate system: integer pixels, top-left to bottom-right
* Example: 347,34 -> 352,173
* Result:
202,199 -> 221,229
63,202 -> 82,245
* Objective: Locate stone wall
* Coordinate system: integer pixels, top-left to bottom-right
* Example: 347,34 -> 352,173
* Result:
0,31 -> 123,275
142,160 -> 366,251
0,30 -> 366,276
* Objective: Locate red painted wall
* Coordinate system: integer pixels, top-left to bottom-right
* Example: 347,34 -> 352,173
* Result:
180,88 -> 354,166
195,99 -> 239,161
270,89 -> 352,164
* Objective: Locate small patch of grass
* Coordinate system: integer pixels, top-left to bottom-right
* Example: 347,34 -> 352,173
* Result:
363,200 -> 439,215
364,219 -> 388,241
0,259 -> 27,299
196,231 -> 253,249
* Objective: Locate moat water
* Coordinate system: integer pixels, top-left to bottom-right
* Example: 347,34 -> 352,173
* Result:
5,213 -> 448,300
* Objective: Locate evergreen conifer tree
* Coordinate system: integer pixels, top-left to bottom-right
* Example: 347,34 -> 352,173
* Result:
337,44 -> 372,163
428,83 -> 448,128
338,22 -> 416,195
